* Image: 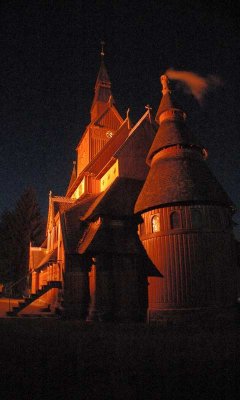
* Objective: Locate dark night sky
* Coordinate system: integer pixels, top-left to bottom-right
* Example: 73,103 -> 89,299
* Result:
0,1 -> 240,237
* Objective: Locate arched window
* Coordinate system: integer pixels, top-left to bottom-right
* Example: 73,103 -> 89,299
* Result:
151,215 -> 160,233
170,211 -> 181,229
191,209 -> 202,229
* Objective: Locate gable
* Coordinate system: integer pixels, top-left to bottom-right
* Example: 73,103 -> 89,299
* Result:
116,117 -> 157,181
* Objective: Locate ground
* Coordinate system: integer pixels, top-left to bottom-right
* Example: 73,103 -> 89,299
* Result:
0,313 -> 240,400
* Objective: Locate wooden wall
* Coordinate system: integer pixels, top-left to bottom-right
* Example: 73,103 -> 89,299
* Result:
140,205 -> 237,311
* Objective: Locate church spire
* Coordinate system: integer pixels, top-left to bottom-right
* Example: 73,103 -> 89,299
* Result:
134,75 -> 232,214
90,43 -> 114,120
147,75 -> 193,165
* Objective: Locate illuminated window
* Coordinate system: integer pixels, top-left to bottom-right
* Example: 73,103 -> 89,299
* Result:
151,215 -> 160,233
191,209 -> 202,229
170,211 -> 181,229
106,130 -> 113,138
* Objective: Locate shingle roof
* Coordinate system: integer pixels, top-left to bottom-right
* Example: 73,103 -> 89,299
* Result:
146,120 -> 204,165
135,82 -> 233,213
78,220 -> 142,254
95,58 -> 111,86
91,59 -> 114,111
33,248 -> 57,271
53,199 -> 75,215
135,153 -> 234,213
61,194 -> 100,253
81,178 -> 144,221
77,218 -> 161,277
155,90 -> 181,122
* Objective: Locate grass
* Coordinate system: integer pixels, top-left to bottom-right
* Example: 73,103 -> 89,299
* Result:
0,319 -> 239,400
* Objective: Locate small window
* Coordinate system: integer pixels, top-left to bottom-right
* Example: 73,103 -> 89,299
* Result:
151,215 -> 160,233
170,211 -> 181,229
191,209 -> 202,229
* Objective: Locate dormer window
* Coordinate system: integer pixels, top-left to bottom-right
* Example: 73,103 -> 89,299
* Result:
170,211 -> 181,229
151,215 -> 160,233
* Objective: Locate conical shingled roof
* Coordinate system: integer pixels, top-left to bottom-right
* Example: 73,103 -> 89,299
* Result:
134,153 -> 233,213
91,58 -> 114,112
134,76 -> 234,213
155,89 -> 181,122
95,58 -> 111,87
146,119 -> 203,165
148,75 -> 204,165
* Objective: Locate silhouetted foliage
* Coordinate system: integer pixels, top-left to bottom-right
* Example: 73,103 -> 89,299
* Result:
0,188 -> 45,294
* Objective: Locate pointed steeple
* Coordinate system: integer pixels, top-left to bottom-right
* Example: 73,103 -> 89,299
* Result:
91,43 -> 114,121
155,75 -> 185,123
147,75 -> 200,166
66,161 -> 77,194
134,75 -> 233,214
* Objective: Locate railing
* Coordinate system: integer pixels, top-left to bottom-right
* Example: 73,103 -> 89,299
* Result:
5,260 -> 64,313
5,269 -> 34,312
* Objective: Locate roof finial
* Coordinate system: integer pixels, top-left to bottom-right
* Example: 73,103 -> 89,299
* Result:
100,40 -> 105,57
161,75 -> 171,95
145,104 -> 152,122
145,104 -> 152,112
49,190 -> 52,199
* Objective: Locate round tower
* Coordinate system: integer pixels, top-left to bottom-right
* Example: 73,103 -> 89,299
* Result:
135,75 -> 237,322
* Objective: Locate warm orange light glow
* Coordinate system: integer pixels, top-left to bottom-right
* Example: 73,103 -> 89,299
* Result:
100,160 -> 119,191
72,177 -> 85,199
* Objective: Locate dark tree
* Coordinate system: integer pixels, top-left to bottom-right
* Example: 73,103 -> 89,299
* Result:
0,188 -> 45,295
0,210 -> 18,284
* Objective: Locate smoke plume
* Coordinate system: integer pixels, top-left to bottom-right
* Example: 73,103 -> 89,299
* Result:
165,69 -> 222,103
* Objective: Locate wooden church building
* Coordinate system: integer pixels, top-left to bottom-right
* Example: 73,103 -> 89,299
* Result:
9,52 -> 238,322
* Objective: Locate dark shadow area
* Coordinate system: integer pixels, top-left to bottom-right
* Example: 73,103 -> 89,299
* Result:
0,319 -> 239,400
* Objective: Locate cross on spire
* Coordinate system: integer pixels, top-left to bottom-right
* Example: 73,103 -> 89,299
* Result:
145,104 -> 152,122
145,104 -> 152,111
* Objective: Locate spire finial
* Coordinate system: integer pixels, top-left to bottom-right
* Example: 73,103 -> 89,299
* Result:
145,104 -> 152,112
161,75 -> 171,95
145,104 -> 152,122
100,40 -> 105,57
49,190 -> 52,199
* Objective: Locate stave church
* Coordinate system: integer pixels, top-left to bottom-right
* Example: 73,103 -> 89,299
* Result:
8,50 -> 239,322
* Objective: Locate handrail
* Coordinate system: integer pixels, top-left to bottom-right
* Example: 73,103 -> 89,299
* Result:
5,269 -> 34,312
5,269 -> 34,292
